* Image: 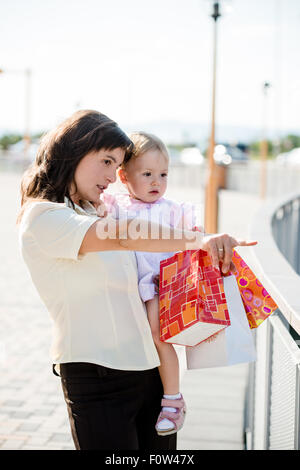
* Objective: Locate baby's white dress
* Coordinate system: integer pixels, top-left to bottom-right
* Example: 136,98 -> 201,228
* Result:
102,193 -> 197,302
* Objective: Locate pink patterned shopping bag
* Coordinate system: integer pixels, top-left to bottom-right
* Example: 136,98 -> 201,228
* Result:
159,250 -> 231,346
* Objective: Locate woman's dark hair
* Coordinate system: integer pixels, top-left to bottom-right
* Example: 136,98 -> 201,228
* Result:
18,109 -> 133,221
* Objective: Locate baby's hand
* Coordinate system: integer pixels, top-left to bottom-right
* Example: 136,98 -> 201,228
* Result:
153,275 -> 160,293
96,200 -> 108,218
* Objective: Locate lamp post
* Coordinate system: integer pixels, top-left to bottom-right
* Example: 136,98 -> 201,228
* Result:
204,2 -> 221,234
0,67 -> 32,154
260,81 -> 271,199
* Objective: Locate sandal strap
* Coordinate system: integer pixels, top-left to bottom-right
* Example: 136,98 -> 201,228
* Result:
158,410 -> 182,422
161,398 -> 185,409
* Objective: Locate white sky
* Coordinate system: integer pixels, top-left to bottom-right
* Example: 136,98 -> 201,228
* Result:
0,0 -> 299,140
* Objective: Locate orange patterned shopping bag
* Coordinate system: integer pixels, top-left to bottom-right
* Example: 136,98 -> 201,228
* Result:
159,250 -> 231,346
226,250 -> 278,328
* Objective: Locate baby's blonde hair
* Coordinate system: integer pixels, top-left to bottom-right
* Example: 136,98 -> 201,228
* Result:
123,132 -> 169,167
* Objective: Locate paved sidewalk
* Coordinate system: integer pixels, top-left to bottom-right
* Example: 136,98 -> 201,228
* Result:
0,164 -> 262,450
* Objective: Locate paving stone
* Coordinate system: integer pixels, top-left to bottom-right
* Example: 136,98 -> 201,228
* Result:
17,422 -> 41,432
48,432 -> 73,443
2,400 -> 25,408
18,445 -> 46,450
10,411 -> 32,419
0,422 -> 21,434
32,409 -> 54,417
0,439 -> 27,450
25,436 -> 51,446
177,438 -> 244,451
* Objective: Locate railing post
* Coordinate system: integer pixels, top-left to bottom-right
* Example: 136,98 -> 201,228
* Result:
297,198 -> 300,274
290,200 -> 299,272
264,317 -> 273,450
244,360 -> 256,450
287,202 -> 295,266
295,365 -> 300,450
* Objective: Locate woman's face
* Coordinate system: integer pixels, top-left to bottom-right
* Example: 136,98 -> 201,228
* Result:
70,147 -> 125,205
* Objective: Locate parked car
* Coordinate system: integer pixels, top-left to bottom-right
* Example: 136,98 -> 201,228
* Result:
276,148 -> 300,167
214,144 -> 249,166
179,147 -> 204,166
213,144 -> 232,165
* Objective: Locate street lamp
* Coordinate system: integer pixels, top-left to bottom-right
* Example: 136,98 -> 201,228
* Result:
204,1 -> 222,234
0,67 -> 32,154
260,81 -> 271,199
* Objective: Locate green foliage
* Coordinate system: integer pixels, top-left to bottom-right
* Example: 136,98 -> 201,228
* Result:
280,134 -> 300,152
249,140 -> 273,154
0,134 -> 23,150
32,131 -> 45,140
167,143 -> 198,152
249,135 -> 300,159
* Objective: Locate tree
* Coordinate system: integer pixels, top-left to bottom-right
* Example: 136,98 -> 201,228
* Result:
0,134 -> 23,150
280,134 -> 300,152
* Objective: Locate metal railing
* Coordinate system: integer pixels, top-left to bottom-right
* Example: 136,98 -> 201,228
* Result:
245,193 -> 300,450
272,196 -> 300,275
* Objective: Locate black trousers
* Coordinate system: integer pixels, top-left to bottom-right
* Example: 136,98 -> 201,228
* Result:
54,362 -> 177,451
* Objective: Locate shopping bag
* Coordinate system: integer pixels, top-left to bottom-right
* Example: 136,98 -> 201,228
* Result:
227,250 -> 278,329
186,274 -> 257,369
159,250 -> 231,347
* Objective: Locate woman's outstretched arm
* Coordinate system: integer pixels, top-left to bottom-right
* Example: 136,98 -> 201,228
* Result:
79,217 -> 202,254
79,217 -> 257,273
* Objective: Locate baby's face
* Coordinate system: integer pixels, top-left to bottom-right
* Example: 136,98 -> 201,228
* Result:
122,149 -> 169,203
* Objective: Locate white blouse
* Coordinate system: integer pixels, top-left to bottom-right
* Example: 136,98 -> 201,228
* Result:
18,198 -> 160,370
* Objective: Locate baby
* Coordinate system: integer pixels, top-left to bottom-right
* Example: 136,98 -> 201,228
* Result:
99,132 -> 201,436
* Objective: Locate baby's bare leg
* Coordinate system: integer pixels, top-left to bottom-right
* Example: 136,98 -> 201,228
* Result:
146,295 -> 180,395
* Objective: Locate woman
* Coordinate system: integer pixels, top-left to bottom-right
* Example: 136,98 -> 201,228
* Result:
18,110 -> 256,450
